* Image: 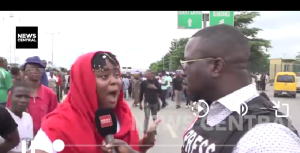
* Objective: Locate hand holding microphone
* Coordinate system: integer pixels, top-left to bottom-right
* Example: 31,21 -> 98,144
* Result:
95,109 -> 137,153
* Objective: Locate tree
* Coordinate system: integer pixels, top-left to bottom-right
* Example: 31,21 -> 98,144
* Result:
149,38 -> 189,72
149,11 -> 271,73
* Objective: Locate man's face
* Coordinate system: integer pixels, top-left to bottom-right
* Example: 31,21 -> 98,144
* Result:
145,72 -> 153,80
184,37 -> 221,102
11,87 -> 30,112
24,64 -> 44,81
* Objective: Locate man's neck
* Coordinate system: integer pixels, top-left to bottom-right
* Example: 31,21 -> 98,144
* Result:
9,107 -> 22,118
28,80 -> 41,89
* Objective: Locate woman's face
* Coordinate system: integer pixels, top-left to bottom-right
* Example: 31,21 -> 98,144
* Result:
94,59 -> 121,109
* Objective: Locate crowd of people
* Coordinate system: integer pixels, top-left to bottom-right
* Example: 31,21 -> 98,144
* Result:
250,72 -> 269,91
0,24 -> 298,153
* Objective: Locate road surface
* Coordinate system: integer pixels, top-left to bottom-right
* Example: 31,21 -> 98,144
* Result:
129,84 -> 300,153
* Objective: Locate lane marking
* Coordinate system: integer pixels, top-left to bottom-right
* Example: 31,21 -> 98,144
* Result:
166,124 -> 178,138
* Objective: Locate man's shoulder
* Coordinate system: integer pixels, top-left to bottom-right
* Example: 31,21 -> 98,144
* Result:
236,123 -> 300,151
22,112 -> 33,121
41,85 -> 56,95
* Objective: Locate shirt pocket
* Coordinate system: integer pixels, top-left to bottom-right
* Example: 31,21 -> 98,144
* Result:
40,104 -> 48,114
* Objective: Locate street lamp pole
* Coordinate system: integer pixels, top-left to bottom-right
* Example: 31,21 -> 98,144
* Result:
46,32 -> 60,65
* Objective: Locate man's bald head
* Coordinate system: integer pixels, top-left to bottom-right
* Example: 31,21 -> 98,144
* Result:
191,24 -> 250,64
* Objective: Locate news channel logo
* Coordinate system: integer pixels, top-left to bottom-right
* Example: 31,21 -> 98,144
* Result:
16,26 -> 38,49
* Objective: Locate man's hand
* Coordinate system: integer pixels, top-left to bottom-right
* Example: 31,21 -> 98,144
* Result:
102,139 -> 138,153
148,84 -> 157,89
139,119 -> 161,152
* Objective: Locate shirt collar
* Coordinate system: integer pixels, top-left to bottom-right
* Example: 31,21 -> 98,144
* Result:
214,83 -> 259,112
30,85 -> 45,100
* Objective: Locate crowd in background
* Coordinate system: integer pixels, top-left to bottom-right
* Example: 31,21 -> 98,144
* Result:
121,70 -> 192,110
250,72 -> 269,91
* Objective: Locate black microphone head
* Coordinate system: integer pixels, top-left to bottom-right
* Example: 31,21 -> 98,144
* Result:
95,108 -> 118,137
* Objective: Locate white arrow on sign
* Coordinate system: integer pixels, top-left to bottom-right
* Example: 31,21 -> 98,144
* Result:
219,19 -> 224,24
272,101 -> 289,117
188,18 -> 192,27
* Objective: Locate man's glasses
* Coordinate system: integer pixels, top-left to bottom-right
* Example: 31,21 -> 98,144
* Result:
25,67 -> 45,72
180,58 -> 213,72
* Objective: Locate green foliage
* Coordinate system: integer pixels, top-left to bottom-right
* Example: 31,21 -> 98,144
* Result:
149,11 -> 271,73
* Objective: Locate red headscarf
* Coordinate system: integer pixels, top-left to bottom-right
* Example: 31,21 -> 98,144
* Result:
41,51 -> 140,153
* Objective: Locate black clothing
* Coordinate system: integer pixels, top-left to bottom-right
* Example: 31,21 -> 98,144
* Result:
140,79 -> 161,104
182,95 -> 298,153
0,106 -> 18,138
173,77 -> 183,91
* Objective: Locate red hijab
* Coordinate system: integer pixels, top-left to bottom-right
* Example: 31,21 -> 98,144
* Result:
41,51 -> 140,153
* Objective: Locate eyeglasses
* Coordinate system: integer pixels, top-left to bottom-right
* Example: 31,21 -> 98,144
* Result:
180,58 -> 213,72
25,68 -> 45,72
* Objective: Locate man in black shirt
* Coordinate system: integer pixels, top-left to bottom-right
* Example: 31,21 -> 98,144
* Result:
140,70 -> 161,134
0,106 -> 20,152
172,72 -> 183,109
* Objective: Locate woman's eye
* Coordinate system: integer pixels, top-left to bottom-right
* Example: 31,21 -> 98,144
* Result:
114,73 -> 120,77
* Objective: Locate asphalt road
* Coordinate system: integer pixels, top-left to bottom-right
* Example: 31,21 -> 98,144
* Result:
129,84 -> 300,153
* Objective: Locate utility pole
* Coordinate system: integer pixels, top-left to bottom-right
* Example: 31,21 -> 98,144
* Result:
46,32 -> 60,65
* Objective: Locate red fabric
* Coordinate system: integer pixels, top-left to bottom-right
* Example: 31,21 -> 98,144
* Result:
41,51 -> 140,153
7,85 -> 58,136
56,75 -> 61,86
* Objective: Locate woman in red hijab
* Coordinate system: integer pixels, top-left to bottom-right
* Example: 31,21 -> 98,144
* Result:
30,51 -> 160,153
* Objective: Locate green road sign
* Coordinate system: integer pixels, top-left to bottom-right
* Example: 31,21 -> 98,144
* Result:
178,11 -> 202,29
209,11 -> 234,27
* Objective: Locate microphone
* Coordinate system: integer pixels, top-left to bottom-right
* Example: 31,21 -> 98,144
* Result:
95,109 -> 118,153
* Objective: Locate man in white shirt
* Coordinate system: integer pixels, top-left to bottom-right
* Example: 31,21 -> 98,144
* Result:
0,82 -> 33,153
182,24 -> 300,153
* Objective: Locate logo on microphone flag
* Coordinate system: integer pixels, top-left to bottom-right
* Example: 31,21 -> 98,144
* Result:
99,115 -> 113,128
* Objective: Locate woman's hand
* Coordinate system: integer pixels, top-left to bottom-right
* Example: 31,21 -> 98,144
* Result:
102,139 -> 137,153
139,119 -> 161,152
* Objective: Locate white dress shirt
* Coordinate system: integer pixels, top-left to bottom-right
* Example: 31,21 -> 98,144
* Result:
188,83 -> 300,153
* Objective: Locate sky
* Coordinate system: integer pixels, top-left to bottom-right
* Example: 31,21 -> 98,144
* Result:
0,11 -> 299,69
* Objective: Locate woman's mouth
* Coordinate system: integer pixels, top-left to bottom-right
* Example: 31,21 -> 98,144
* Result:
107,90 -> 118,99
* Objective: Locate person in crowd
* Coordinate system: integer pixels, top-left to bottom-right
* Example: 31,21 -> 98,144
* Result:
7,56 -> 58,136
0,105 -> 20,152
172,72 -> 183,109
140,70 -> 161,135
122,75 -> 130,100
182,74 -> 190,108
19,64 -> 25,82
48,69 -> 58,93
10,67 -> 21,85
0,57 -> 12,107
128,75 -> 133,98
55,70 -> 63,102
260,73 -> 266,91
132,75 -> 141,108
41,60 -> 48,87
256,73 -> 261,90
181,24 -> 300,153
160,70 -> 168,108
165,72 -> 172,99
59,68 -> 66,97
0,82 -> 33,153
64,70 -> 70,94
29,51 -> 159,153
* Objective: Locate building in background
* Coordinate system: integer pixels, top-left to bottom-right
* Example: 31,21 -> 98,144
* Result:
269,58 -> 300,80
